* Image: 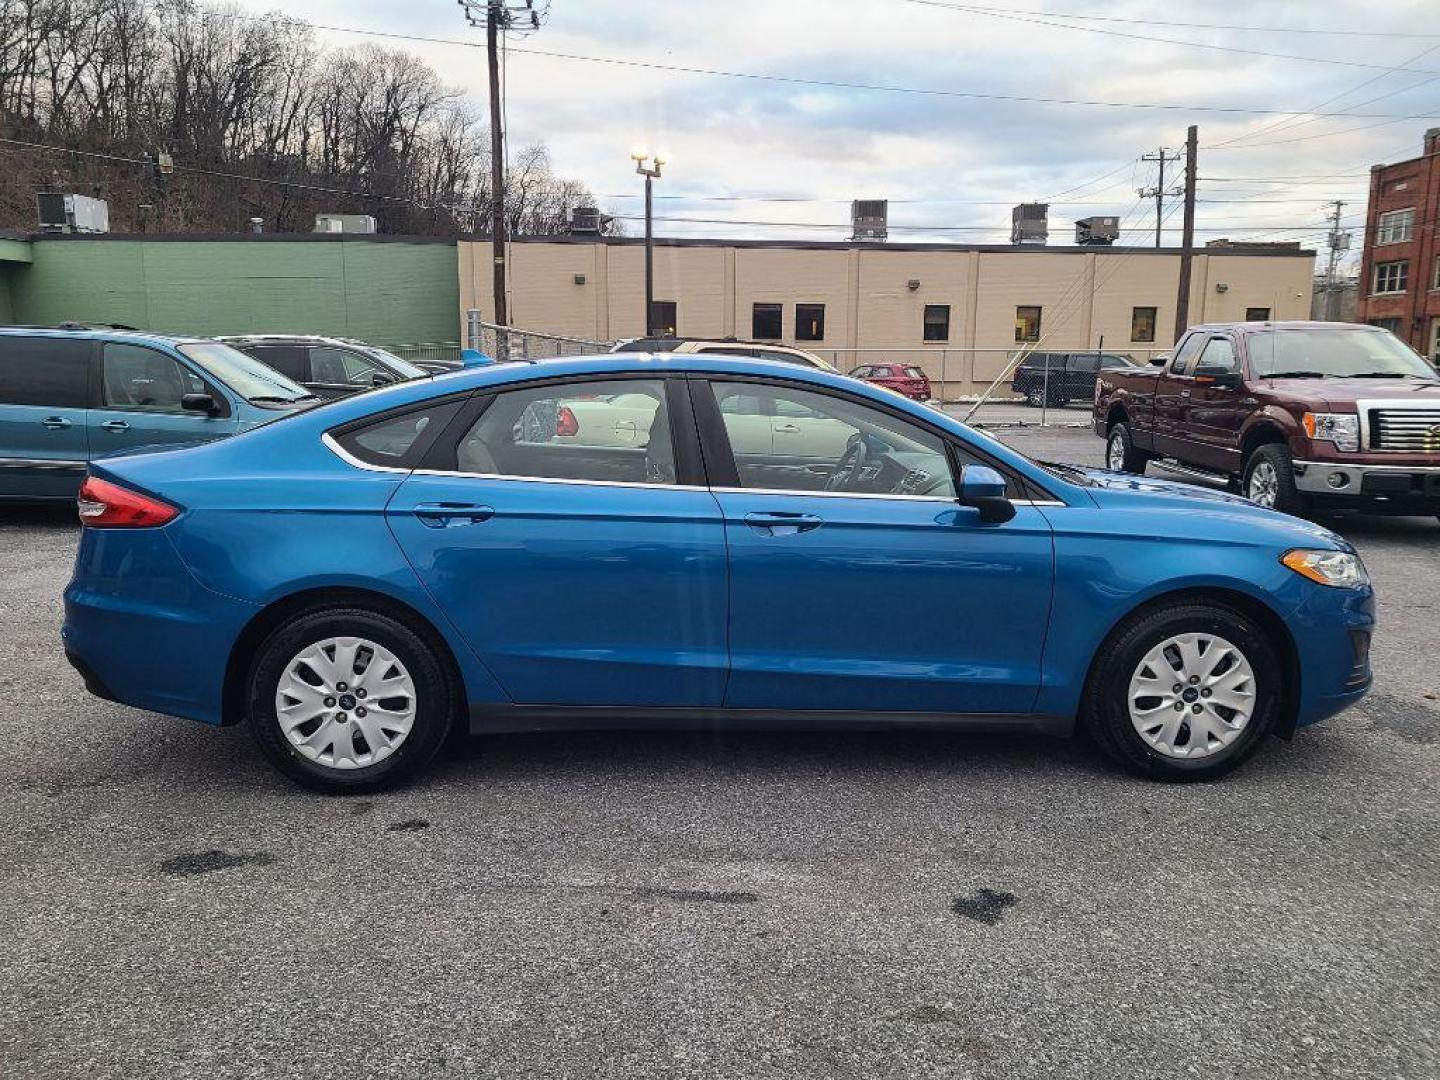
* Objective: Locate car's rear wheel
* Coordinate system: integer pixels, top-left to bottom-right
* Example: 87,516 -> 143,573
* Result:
1243,444 -> 1303,515
247,607 -> 457,793
1106,423 -> 1149,474
1024,384 -> 1044,407
1083,602 -> 1281,781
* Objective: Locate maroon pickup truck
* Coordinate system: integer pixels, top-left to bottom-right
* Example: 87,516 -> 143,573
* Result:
1094,321 -> 1440,520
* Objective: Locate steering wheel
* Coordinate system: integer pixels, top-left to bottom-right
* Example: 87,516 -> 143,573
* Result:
824,434 -> 870,492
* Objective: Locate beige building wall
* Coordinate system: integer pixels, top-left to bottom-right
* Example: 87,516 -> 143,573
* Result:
456,239 -> 1315,393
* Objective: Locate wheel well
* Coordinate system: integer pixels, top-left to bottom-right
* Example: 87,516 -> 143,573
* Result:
1084,587 -> 1302,739
1240,424 -> 1288,468
220,587 -> 467,727
1105,405 -> 1128,433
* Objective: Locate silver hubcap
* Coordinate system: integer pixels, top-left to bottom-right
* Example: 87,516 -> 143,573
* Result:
1107,433 -> 1126,470
1127,632 -> 1256,759
275,636 -> 416,770
1247,461 -> 1279,507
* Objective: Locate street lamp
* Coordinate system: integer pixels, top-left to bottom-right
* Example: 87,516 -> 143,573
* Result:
633,147 -> 667,335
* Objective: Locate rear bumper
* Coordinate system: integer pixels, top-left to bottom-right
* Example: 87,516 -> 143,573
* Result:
1292,459 -> 1440,513
62,527 -> 257,726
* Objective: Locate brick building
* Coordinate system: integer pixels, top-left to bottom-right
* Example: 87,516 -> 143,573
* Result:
1356,128 -> 1440,359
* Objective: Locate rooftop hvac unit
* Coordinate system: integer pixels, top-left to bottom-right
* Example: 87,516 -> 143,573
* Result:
1011,203 -> 1048,245
37,193 -> 110,234
1074,215 -> 1120,245
851,199 -> 888,242
314,213 -> 377,234
570,206 -> 602,234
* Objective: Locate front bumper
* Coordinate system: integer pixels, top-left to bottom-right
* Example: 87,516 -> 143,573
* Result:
1289,580 -> 1376,729
1292,459 -> 1440,513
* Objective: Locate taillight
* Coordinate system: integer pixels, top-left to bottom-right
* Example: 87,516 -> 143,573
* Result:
77,476 -> 179,528
555,405 -> 579,437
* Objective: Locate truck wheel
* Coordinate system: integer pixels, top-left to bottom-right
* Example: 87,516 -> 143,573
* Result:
1243,445 -> 1303,515
1024,384 -> 1044,407
1106,423 -> 1149,474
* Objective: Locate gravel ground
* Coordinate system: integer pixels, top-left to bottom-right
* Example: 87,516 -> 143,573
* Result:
2,428 -> 1437,1080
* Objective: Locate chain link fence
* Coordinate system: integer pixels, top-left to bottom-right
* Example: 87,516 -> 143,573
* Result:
461,312 -> 1168,428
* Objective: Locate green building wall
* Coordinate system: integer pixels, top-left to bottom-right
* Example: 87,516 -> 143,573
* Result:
7,235 -> 461,348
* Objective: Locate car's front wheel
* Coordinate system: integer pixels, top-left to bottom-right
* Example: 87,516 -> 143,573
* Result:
1243,445 -> 1303,515
1083,601 -> 1281,781
247,607 -> 458,793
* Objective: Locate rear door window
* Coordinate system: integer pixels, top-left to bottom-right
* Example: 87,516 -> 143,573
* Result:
0,336 -> 91,408
242,344 -> 308,382
332,399 -> 465,468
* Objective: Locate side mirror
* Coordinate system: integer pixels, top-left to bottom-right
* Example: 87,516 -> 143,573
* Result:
1149,354 -> 1169,367
958,464 -> 1015,524
181,392 -> 220,416
1195,370 -> 1242,389
371,372 -> 393,387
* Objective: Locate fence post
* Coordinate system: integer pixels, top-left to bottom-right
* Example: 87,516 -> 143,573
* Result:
940,349 -> 947,404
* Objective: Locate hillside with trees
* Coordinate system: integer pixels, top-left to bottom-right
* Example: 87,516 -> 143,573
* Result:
0,0 -> 606,235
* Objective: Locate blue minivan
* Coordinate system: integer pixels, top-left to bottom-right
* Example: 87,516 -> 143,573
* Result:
0,327 -> 316,500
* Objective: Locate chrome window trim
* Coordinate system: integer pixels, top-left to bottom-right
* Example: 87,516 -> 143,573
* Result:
321,431 -> 409,474
411,468 -> 708,492
0,457 -> 85,471
708,485 -> 956,503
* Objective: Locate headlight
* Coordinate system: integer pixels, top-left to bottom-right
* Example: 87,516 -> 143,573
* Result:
1302,412 -> 1360,452
1281,548 -> 1370,588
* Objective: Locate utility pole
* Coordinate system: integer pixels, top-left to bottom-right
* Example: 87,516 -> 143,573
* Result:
1173,126 -> 1198,342
1324,199 -> 1350,320
459,0 -> 542,355
1139,147 -> 1184,249
486,3 -> 507,339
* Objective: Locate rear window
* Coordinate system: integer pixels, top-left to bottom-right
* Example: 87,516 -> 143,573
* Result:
0,336 -> 90,408
903,366 -> 926,379
331,399 -> 464,468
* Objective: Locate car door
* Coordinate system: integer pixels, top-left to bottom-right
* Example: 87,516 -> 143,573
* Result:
1186,335 -> 1247,473
92,341 -> 238,453
0,335 -> 91,499
385,375 -> 729,707
1152,333 -> 1206,458
696,377 -> 1055,714
1065,354 -> 1100,401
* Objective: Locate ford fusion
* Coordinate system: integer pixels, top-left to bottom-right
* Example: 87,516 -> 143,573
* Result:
62,354 -> 1375,792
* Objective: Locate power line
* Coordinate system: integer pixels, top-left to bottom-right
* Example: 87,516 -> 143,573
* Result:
898,1 -> 1440,39
902,1 -> 1440,76
185,6 -> 1440,120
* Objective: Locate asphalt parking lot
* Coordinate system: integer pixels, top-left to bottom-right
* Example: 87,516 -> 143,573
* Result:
2,427 -> 1437,1080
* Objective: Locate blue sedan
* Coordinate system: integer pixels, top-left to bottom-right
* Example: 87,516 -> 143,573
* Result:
61,354 -> 1375,791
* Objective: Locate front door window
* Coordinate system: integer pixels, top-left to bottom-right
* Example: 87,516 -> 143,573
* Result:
102,343 -> 207,412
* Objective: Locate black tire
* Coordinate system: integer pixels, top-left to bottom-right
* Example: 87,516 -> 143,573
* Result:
1082,601 -> 1282,782
246,606 -> 459,793
1243,444 -> 1304,515
1024,383 -> 1044,407
1105,422 -> 1149,474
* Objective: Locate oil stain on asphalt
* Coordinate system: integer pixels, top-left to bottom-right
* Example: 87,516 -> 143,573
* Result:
386,818 -> 431,832
633,887 -> 760,904
951,888 -> 1019,925
159,850 -> 277,877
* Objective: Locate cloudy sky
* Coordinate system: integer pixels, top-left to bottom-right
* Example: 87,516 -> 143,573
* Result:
238,0 -> 1440,264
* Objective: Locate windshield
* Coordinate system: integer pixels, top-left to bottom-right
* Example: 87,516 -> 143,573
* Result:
178,341 -> 314,402
357,345 -> 428,380
1248,330 -> 1439,380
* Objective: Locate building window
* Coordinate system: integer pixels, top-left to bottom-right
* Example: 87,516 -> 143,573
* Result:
752,303 -> 782,340
648,300 -> 677,336
1368,317 -> 1403,335
795,303 -> 825,342
1373,260 -> 1408,295
1015,305 -> 1042,343
1376,208 -> 1415,245
1130,306 -> 1157,342
1433,255 -> 1440,291
1245,307 -> 1271,322
922,304 -> 951,342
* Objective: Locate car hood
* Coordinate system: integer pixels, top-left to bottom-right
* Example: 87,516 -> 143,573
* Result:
1074,466 -> 1352,549
1258,376 -> 1440,410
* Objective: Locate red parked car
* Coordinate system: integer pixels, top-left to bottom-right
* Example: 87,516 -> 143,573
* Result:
849,362 -> 933,401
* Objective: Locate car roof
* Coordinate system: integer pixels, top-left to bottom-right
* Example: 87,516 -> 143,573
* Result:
1192,320 -> 1381,334
0,325 -> 205,347
220,334 -> 358,346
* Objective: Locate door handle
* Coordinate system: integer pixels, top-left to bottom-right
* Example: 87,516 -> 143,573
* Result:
100,419 -> 131,432
773,423 -> 801,434
41,416 -> 72,430
1180,390 -> 1191,398
412,502 -> 495,528
743,511 -> 823,536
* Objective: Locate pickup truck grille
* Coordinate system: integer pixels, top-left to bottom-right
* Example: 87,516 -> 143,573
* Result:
1369,407 -> 1440,451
